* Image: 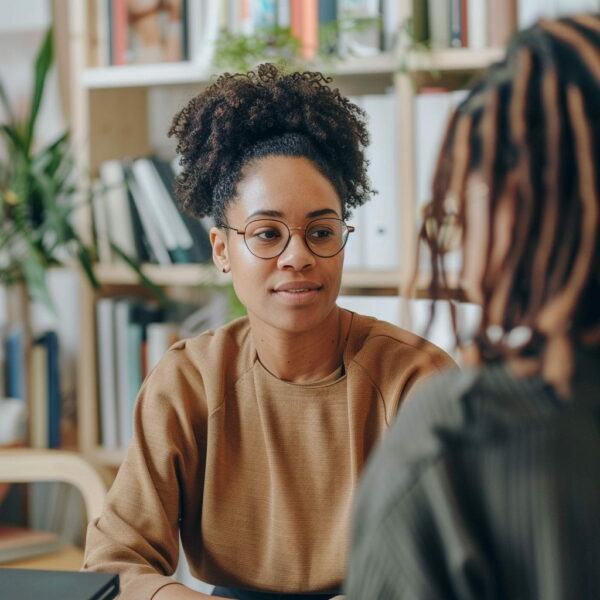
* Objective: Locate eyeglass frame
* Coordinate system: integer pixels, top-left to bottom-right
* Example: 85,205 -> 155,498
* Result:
219,217 -> 355,259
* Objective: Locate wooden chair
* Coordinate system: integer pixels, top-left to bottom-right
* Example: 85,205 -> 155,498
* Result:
0,449 -> 107,570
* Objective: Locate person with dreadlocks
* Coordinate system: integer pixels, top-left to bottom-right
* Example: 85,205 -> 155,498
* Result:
82,64 -> 453,600
345,13 -> 600,600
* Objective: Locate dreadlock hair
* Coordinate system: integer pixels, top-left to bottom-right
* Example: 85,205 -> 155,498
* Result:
168,63 -> 372,225
420,14 -> 600,394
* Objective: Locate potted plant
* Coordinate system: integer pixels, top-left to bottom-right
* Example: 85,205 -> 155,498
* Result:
0,28 -> 99,315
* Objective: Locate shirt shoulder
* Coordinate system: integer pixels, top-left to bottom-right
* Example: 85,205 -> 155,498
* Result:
139,316 -> 254,416
347,312 -> 455,386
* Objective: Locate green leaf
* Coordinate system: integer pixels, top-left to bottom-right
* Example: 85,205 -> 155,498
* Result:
25,27 -> 54,154
0,78 -> 15,124
110,242 -> 167,304
18,250 -> 55,313
76,244 -> 100,290
1,123 -> 26,155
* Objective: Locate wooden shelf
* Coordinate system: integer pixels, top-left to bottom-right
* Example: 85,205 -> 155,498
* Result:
405,47 -> 504,72
94,263 -> 226,287
82,54 -> 397,90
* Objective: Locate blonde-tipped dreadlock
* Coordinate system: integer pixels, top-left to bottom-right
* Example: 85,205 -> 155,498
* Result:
420,14 -> 600,394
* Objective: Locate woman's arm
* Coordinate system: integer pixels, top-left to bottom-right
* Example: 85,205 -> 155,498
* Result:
83,351 -> 208,600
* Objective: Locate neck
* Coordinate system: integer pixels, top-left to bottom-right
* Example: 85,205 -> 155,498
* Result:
251,307 -> 349,383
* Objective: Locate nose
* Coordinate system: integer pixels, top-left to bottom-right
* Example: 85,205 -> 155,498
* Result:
277,230 -> 316,271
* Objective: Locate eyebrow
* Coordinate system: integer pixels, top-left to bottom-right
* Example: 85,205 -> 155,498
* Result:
246,208 -> 339,221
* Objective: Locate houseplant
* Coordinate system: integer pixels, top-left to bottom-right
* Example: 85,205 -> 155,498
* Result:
0,28 -> 98,312
0,28 -> 163,316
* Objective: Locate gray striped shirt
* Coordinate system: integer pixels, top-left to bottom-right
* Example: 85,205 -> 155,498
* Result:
346,352 -> 600,599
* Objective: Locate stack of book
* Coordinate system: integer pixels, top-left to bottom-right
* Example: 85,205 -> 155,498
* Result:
93,1 -> 400,68
95,291 -> 228,450
2,328 -> 62,449
92,156 -> 213,267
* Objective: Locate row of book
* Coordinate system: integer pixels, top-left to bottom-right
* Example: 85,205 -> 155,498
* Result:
415,0 -> 600,51
2,328 -> 61,449
92,156 -> 213,266
96,291 -> 229,449
94,0 -> 400,68
343,89 -> 466,272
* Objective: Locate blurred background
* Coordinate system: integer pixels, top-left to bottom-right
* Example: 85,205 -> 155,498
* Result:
0,0 -> 597,587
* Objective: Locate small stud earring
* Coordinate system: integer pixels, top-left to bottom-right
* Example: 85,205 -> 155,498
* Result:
222,266 -> 229,273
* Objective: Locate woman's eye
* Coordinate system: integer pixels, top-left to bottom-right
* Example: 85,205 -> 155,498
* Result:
254,229 -> 281,241
309,228 -> 333,239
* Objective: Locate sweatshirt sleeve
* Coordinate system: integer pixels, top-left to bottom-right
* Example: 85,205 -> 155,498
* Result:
83,347 -> 207,600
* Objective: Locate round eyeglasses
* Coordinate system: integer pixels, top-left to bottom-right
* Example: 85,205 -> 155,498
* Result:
221,217 -> 355,259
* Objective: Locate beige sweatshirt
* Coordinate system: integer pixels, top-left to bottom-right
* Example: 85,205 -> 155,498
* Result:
83,312 -> 453,599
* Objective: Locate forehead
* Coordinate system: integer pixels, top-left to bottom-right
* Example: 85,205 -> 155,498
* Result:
230,155 -> 342,220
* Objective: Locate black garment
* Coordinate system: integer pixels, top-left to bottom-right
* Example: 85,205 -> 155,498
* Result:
212,587 -> 337,600
345,351 -> 600,599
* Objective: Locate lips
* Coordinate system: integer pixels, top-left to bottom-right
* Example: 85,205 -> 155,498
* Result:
273,281 -> 322,293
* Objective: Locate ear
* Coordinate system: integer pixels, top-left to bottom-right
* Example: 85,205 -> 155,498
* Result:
210,226 -> 230,273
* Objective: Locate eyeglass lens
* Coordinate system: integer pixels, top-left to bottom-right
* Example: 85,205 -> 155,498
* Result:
243,218 -> 349,259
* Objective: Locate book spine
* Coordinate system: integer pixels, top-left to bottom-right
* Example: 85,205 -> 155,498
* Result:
460,0 -> 468,47
290,0 -> 303,41
300,0 -> 318,59
29,343 -> 48,449
361,93 -> 399,269
450,0 -> 462,48
45,331 -> 61,448
487,0 -> 517,47
428,0 -> 450,49
276,0 -> 290,28
96,298 -> 119,449
253,0 -> 277,29
319,0 -> 338,54
411,0 -> 429,44
467,0 -> 487,49
111,0 -> 128,65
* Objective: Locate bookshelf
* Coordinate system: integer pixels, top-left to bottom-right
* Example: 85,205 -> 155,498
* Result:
62,0 -> 511,468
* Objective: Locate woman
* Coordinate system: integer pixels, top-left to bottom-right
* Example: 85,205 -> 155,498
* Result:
345,14 -> 600,600
83,64 -> 452,600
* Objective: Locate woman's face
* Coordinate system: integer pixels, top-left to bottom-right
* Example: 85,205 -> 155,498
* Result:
210,155 -> 345,335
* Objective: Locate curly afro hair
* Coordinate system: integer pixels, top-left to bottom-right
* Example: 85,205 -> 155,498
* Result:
168,63 -> 373,224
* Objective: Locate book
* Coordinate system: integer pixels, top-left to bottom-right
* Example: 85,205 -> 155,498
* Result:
487,0 -> 517,47
338,0 -> 382,57
382,0 -> 401,51
131,158 -> 192,263
28,343 -> 48,449
154,157 -> 213,263
96,298 -> 119,449
111,0 -> 189,65
4,327 -> 26,402
91,180 -> 113,264
187,0 -> 220,67
123,161 -> 172,266
361,93 -> 399,269
47,332 -> 61,449
428,0 -> 450,49
254,0 -> 277,30
277,0 -> 291,27
449,0 -> 463,48
468,0 -> 487,49
300,0 -> 318,59
343,96 -> 366,271
114,299 -> 141,449
34,331 -> 61,449
99,160 -> 138,262
0,568 -> 119,600
0,524 -> 62,564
